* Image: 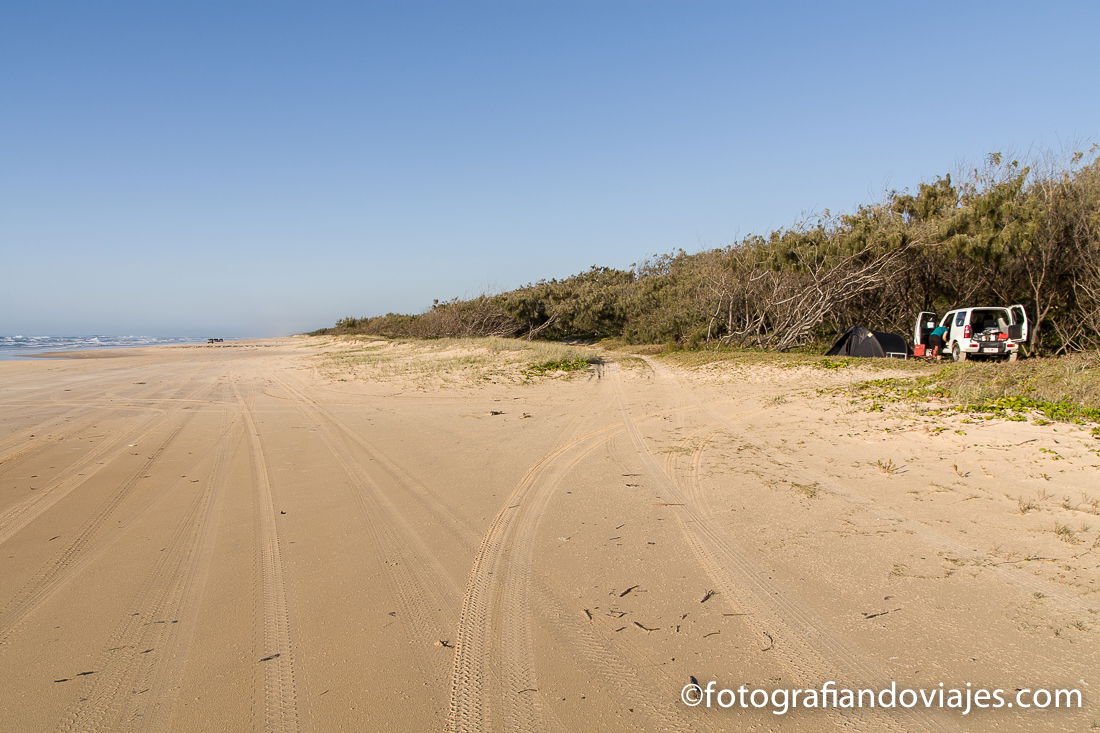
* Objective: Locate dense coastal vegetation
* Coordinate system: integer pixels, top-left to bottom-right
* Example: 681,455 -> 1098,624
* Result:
318,150 -> 1100,355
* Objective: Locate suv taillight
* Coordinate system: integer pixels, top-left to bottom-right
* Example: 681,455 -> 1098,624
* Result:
963,324 -> 971,338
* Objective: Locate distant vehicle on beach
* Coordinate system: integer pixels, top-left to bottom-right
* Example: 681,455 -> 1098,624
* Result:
207,338 -> 225,343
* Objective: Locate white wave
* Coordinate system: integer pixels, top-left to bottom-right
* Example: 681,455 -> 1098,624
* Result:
0,335 -> 210,358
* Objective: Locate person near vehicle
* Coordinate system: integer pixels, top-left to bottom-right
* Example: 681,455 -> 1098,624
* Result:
928,324 -> 948,358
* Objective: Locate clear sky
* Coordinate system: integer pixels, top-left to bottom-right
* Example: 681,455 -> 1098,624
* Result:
2,1 -> 1097,336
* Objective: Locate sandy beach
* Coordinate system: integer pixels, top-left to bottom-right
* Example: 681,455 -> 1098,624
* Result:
0,337 -> 1096,732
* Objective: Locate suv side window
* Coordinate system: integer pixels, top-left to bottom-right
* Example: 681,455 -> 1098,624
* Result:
955,312 -> 966,327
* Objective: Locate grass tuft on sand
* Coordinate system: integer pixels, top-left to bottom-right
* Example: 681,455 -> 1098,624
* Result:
521,356 -> 599,377
312,335 -> 599,387
851,354 -> 1100,427
651,347 -> 933,372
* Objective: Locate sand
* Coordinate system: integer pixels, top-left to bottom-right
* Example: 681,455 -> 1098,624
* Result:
0,337 -> 1096,732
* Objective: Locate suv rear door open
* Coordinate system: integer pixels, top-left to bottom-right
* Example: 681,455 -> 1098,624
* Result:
1008,304 -> 1029,342
913,311 -> 938,346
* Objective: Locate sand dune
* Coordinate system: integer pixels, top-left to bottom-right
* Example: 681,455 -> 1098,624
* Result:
0,337 -> 1096,732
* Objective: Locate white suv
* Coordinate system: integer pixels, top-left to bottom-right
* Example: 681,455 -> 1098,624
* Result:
913,306 -> 1029,362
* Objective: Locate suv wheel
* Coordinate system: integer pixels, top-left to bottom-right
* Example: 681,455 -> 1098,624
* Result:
952,343 -> 967,362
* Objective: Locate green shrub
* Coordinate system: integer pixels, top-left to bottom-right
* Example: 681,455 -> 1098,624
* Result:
522,357 -> 597,376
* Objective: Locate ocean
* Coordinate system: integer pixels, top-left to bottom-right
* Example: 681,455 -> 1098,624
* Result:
0,335 -> 209,360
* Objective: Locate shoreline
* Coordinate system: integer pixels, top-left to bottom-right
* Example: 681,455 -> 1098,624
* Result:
0,337 -> 275,362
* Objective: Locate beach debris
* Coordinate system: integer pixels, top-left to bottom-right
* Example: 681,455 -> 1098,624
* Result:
434,640 -> 454,648
54,671 -> 97,683
259,653 -> 281,662
862,608 -> 901,620
633,621 -> 659,632
614,626 -> 627,632
761,632 -> 774,651
521,413 -> 532,418
700,590 -> 716,604
606,609 -> 627,618
583,609 -> 593,621
517,688 -> 537,694
703,631 -> 720,638
619,585 -> 639,597
489,410 -> 505,416
653,502 -> 685,507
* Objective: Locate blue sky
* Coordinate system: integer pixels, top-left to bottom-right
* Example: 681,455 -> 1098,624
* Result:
2,1 -> 1097,336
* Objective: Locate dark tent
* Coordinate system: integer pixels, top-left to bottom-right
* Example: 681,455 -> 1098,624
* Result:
826,325 -> 908,358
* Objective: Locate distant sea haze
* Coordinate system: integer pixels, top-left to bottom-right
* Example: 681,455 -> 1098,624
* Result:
0,335 -> 208,360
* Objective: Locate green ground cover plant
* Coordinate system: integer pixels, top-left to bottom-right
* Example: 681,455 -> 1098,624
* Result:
851,356 -> 1100,426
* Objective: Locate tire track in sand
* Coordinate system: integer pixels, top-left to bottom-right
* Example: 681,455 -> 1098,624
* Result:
269,372 -> 481,555
447,410 -> 622,733
0,404 -> 132,471
618,357 -> 947,732
0,414 -> 167,547
54,412 -> 239,732
0,375 -> 214,547
648,355 -> 1097,613
234,382 -> 301,733
0,415 -> 197,646
279,371 -> 701,733
0,363 -> 209,470
267,373 -> 462,711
